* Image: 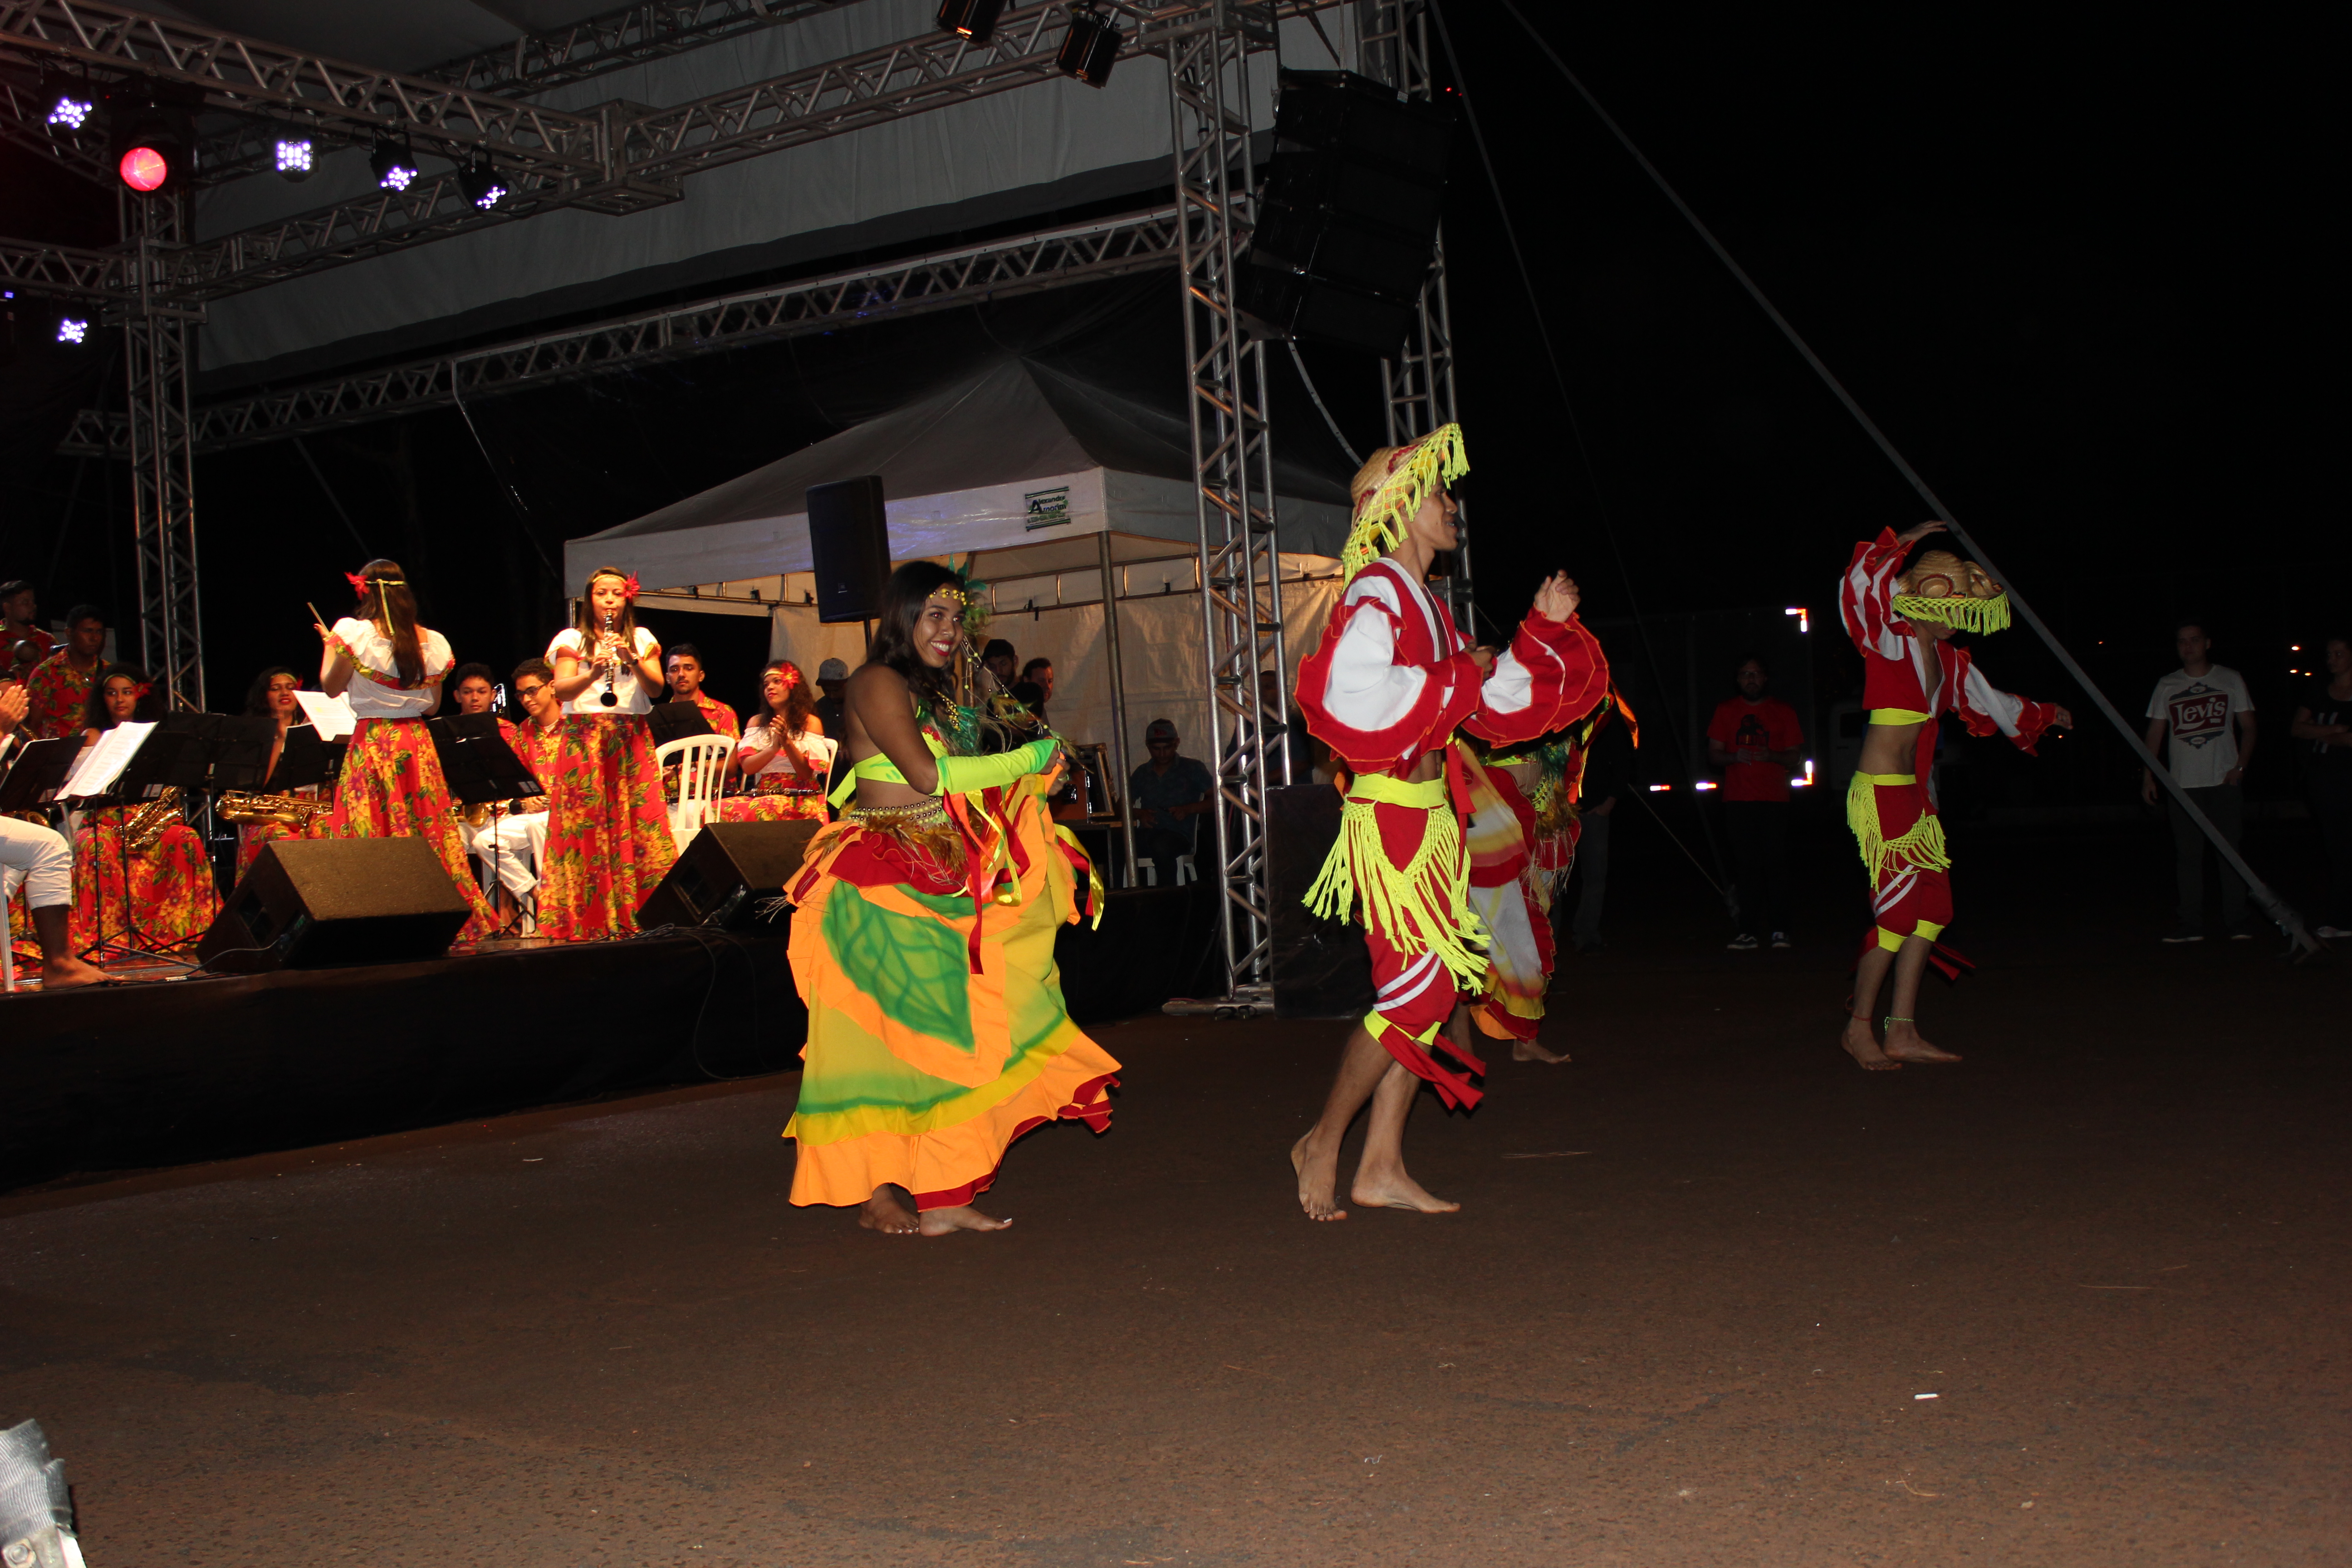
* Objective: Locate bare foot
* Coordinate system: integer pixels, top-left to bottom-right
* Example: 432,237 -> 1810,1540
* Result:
39,956 -> 111,990
1512,1038 -> 1571,1063
1350,1166 -> 1460,1214
1842,1014 -> 1899,1071
919,1204 -> 1010,1235
1882,1022 -> 1960,1063
1291,1133 -> 1347,1222
858,1185 -> 921,1235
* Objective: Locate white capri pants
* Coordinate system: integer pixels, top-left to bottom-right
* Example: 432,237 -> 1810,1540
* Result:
0,814 -> 74,909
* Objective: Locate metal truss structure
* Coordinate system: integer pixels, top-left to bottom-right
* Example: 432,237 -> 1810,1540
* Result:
59,206 -> 1186,456
118,187 -> 202,709
1360,0 -> 1470,627
417,0 -> 837,97
1163,1 -> 1287,1002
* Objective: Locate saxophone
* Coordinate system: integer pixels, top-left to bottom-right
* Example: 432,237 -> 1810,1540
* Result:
216,791 -> 331,832
119,786 -> 185,854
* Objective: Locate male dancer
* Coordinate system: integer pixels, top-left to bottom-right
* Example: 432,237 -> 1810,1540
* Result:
1838,520 -> 2070,1069
1291,425 -> 1608,1220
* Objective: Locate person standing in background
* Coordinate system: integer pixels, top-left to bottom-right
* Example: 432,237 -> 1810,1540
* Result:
2143,621 -> 2259,942
981,638 -> 1018,692
24,605 -> 104,740
813,658 -> 850,740
1707,656 -> 1806,951
2289,634 -> 2352,939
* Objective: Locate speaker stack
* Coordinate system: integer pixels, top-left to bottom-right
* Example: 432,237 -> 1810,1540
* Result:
1238,70 -> 1455,358
637,819 -> 823,932
197,838 -> 473,974
806,475 -> 892,624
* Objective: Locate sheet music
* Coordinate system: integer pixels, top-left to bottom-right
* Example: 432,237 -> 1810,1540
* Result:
294,690 -> 358,740
62,720 -> 154,799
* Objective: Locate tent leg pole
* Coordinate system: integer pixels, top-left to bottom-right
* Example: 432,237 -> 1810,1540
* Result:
1100,533 -> 1139,889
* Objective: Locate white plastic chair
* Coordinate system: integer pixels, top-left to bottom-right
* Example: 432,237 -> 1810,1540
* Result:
657,734 -> 735,855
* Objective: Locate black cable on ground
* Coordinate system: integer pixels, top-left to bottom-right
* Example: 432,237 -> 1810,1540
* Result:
1491,0 -> 2320,959
1428,0 -> 1735,913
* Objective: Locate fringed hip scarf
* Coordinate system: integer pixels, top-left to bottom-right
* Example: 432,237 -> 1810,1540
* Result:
1305,770 -> 1490,991
1847,769 -> 1950,879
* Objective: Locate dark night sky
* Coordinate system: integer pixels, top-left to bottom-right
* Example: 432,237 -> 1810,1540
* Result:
0,6 -> 2337,789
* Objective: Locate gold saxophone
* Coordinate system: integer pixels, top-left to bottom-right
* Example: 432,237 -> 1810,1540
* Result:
216,790 -> 332,832
119,786 -> 185,854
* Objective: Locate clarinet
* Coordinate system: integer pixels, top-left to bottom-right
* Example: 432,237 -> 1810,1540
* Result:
598,608 -> 620,707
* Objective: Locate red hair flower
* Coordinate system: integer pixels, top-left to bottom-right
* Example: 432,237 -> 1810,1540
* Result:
622,573 -> 641,601
774,665 -> 801,691
345,570 -> 371,597
132,683 -> 153,700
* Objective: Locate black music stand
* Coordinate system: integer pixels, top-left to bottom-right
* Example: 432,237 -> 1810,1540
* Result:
164,714 -> 275,794
426,713 -> 545,936
0,738 -> 83,813
261,723 -> 348,794
70,724 -> 205,964
646,700 -> 715,748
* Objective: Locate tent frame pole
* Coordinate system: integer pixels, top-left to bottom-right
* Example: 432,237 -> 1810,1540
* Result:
1163,2 -> 1288,1010
1098,532 -> 1142,889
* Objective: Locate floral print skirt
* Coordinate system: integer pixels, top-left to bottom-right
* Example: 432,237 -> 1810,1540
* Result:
315,717 -> 498,941
69,809 -> 221,956
538,714 -> 677,941
712,776 -> 828,824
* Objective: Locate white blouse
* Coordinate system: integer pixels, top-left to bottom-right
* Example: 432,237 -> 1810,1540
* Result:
745,719 -> 836,783
548,625 -> 660,716
330,617 -> 453,720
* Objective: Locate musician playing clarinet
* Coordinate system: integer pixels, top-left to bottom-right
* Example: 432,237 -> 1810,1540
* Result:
540,567 -> 676,941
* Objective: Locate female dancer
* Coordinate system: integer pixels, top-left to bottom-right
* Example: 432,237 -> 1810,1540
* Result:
314,559 -> 498,937
783,562 -> 1120,1235
541,566 -> 676,940
717,660 -> 833,823
235,665 -> 310,877
69,663 -> 221,956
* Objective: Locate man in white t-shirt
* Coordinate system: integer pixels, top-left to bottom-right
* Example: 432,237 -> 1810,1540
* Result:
2142,621 -> 2258,942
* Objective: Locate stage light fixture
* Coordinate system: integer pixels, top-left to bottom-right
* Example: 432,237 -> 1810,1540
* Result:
46,88 -> 93,131
1055,5 -> 1122,87
458,155 -> 508,211
936,0 -> 1006,43
370,136 -> 419,192
118,144 -> 168,191
108,92 -> 194,195
57,318 -> 88,345
274,137 -> 314,180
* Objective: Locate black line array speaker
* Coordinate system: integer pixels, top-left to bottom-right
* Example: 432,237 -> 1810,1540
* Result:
637,818 -> 823,931
807,475 -> 891,624
196,838 -> 472,975
1238,70 -> 1455,358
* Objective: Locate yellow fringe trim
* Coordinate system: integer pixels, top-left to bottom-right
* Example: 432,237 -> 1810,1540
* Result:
1342,422 -> 1470,584
1304,772 -> 1490,989
1847,769 -> 1951,879
1892,591 -> 2012,634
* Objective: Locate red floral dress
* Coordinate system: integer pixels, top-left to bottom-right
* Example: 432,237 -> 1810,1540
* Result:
70,806 -> 221,956
538,626 -> 677,941
715,718 -> 833,823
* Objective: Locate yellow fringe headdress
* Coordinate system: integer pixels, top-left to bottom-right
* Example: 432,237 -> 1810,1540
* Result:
1893,548 -> 2011,634
1341,422 -> 1470,583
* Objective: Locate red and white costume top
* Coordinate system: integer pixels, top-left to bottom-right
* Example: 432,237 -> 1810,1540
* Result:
1838,529 -> 2060,779
1295,560 -> 1609,780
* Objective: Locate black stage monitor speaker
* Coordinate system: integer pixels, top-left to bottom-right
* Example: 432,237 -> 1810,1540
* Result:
638,818 -> 823,931
807,476 -> 891,624
1267,783 -> 1374,1019
197,838 -> 472,975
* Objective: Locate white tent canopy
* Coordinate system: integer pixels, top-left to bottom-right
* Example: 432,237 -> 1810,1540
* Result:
571,356 -> 1349,787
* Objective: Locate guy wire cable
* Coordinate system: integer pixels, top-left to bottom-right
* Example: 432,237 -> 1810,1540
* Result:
1289,340 -> 1363,468
1429,0 -> 1735,909
1492,0 -> 2321,958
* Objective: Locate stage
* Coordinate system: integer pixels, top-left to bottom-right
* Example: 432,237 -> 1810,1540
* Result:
4,882 -> 1220,1192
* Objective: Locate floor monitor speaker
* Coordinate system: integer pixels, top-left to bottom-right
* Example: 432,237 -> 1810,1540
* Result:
197,837 -> 473,974
637,818 -> 823,931
807,476 -> 891,624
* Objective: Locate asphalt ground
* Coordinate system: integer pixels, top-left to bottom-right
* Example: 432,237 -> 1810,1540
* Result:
4,818 -> 2347,1565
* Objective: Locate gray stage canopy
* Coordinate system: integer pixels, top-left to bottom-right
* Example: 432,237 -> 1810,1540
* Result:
179,0 -> 1363,390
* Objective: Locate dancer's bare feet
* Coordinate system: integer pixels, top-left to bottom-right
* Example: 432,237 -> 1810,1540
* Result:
1881,1020 -> 1961,1063
1842,1014 -> 1899,1071
1512,1038 -> 1571,1063
858,1184 -> 921,1235
1350,1161 -> 1459,1214
1292,1132 -> 1347,1222
919,1204 -> 1010,1235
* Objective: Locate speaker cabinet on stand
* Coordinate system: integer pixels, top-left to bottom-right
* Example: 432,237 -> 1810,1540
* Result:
806,476 -> 891,625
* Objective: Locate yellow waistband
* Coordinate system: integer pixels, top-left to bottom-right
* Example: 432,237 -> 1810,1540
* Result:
1867,708 -> 1935,725
1856,772 -> 1917,785
1344,772 -> 1448,808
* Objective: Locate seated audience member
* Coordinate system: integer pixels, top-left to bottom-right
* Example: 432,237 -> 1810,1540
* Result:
718,660 -> 834,823
665,643 -> 740,739
0,679 -> 108,988
25,605 -> 105,740
1127,718 -> 1213,886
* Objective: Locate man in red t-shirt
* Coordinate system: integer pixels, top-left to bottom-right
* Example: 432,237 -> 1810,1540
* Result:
1706,656 -> 1807,950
